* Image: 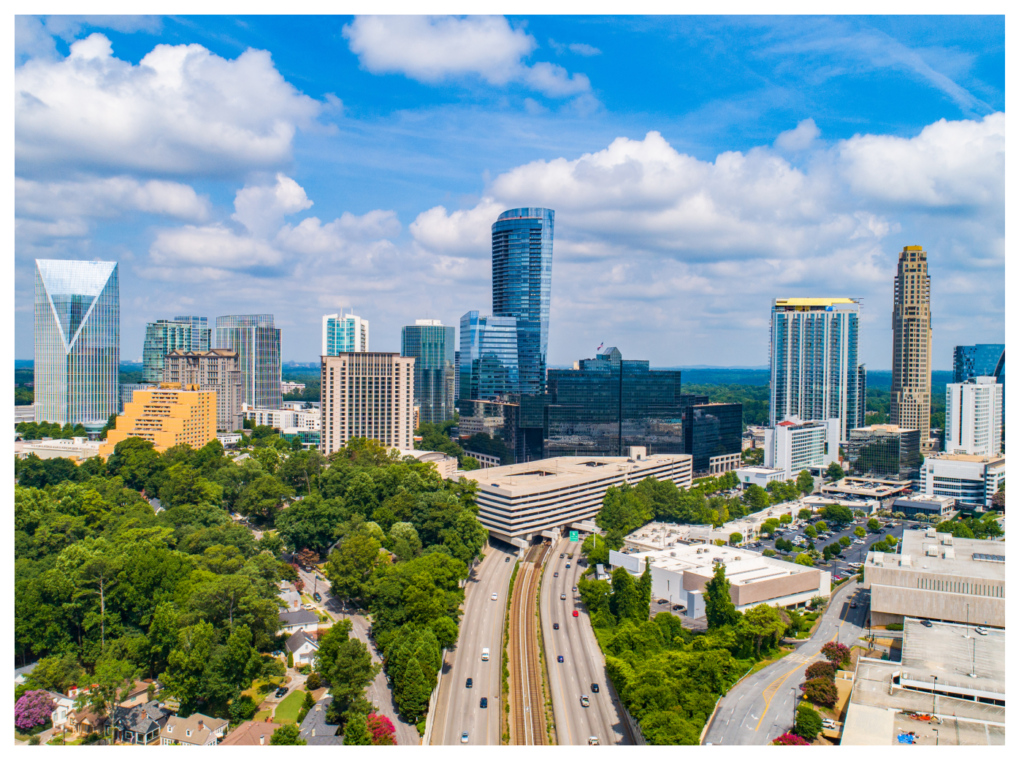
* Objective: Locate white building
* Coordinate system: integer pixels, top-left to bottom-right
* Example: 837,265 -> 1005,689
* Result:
16,437 -> 102,461
736,465 -> 786,490
920,453 -> 1005,510
15,406 -> 35,424
460,450 -> 692,545
395,449 -> 459,480
243,405 -> 320,432
281,381 -> 306,394
945,377 -> 1002,456
765,417 -> 840,479
322,309 -> 369,355
464,450 -> 502,468
278,609 -> 319,635
285,631 -> 319,665
609,543 -> 830,618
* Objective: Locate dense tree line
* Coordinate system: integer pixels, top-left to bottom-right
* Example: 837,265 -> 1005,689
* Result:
680,383 -> 768,427
16,421 -> 88,440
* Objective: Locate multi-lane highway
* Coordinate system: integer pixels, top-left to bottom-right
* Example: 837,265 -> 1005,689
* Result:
540,536 -> 631,746
435,540 -> 517,745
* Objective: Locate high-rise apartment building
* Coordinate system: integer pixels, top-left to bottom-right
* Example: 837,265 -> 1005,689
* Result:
320,353 -> 415,455
954,343 -> 1005,443
34,259 -> 119,425
401,319 -> 455,424
492,208 -> 554,395
215,315 -> 282,409
769,297 -> 863,440
322,309 -> 369,355
945,377 -> 1002,457
458,311 -> 519,406
891,246 -> 932,450
164,349 -> 244,432
99,383 -> 217,457
143,317 -> 210,383
454,350 -> 461,401
765,417 -> 840,479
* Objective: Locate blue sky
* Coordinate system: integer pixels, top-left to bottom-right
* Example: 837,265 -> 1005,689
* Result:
14,14 -> 1005,368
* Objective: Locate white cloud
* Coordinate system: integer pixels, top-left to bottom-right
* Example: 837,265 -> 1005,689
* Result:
774,118 -> 821,151
15,16 -> 57,63
232,174 -> 313,237
15,34 -> 322,176
15,176 -> 210,222
150,225 -> 283,269
409,198 -> 505,257
343,16 -> 590,98
277,210 -> 401,255
42,15 -> 163,41
549,39 -> 602,57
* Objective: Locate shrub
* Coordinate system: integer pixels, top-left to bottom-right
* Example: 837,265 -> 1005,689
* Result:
229,695 -> 258,723
15,690 -> 56,732
773,733 -> 810,746
821,641 -> 851,667
305,672 -> 322,690
802,677 -> 838,708
885,622 -> 904,631
805,661 -> 836,681
28,737 -> 41,746
793,705 -> 823,740
81,733 -> 102,745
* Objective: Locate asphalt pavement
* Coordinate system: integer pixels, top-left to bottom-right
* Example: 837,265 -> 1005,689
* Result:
540,537 -> 630,746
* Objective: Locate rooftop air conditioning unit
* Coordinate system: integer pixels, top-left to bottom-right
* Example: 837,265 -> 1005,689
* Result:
670,552 -> 676,557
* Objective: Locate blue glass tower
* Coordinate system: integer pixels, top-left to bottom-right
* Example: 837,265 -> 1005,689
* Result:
459,311 -> 519,405
492,208 -> 554,395
953,344 -> 1005,384
401,320 -> 456,424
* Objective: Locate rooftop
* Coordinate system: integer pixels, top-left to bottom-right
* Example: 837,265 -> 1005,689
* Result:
461,454 -> 690,496
867,529 -> 1005,581
614,544 -> 820,584
851,424 -> 915,434
278,609 -> 318,626
822,477 -> 912,497
221,721 -> 283,746
901,619 -> 1004,697
925,452 -> 1005,465
773,297 -> 858,307
298,696 -> 343,745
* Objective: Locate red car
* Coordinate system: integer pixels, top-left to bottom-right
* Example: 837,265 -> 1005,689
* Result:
572,610 -> 579,617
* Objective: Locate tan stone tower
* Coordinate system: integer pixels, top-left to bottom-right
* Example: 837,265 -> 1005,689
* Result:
891,246 -> 932,451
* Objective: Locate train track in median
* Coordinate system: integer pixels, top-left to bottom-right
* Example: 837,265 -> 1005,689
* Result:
508,543 -> 549,745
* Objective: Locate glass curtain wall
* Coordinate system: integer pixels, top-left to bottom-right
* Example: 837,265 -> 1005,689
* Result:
401,322 -> 455,424
215,315 -> 281,408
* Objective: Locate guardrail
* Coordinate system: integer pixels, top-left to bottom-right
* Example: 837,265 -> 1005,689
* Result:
420,659 -> 445,745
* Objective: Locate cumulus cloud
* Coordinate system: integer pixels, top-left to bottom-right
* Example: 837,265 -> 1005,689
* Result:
232,174 -> 313,237
150,225 -> 283,269
15,34 -> 322,176
15,176 -> 210,222
277,210 -> 401,254
343,16 -> 591,98
774,118 -> 821,151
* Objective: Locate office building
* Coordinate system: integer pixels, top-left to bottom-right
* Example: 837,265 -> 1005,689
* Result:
764,417 -> 840,478
821,476 -> 912,503
142,317 -> 210,384
920,453 -> 1005,510
401,319 -> 456,424
865,527 -> 1004,628
99,384 -> 217,457
945,377 -> 1002,456
119,383 -> 153,414
243,404 -> 319,432
16,437 -> 102,462
845,424 -> 923,481
460,450 -> 691,544
891,494 -> 956,519
454,350 -> 461,400
214,315 -> 281,409
685,402 -> 743,474
281,381 -> 305,395
609,543 -> 830,617
164,349 -> 243,431
891,246 -> 932,450
319,353 -> 415,455
736,466 -> 787,490
953,344 -> 1005,384
458,311 -> 519,403
543,347 -> 685,458
322,309 -> 369,355
491,207 -> 554,395
33,259 -> 119,426
769,297 -> 863,440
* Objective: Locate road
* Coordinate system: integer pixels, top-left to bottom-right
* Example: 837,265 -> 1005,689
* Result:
436,540 -> 517,745
703,578 -> 868,745
295,565 -> 420,746
540,536 -> 630,746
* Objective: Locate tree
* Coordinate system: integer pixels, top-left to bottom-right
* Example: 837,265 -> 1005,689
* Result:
316,621 -> 381,716
779,513 -> 793,525
323,533 -> 386,605
610,567 -> 643,623
797,508 -> 812,520
802,677 -> 838,708
794,553 -> 815,567
773,733 -> 811,746
760,518 -> 779,535
793,704 -> 823,740
814,521 -> 827,533
853,526 -> 866,538
821,641 -> 851,668
796,470 -> 814,495
739,604 -> 787,657
775,538 -> 793,552
230,695 -> 258,723
236,476 -> 293,522
822,504 -> 854,527
839,536 -> 851,548
826,462 -> 845,482
389,522 -> 422,562
270,725 -> 307,745
729,532 -> 743,545
742,484 -> 770,511
367,713 -> 396,745
343,710 -> 372,744
803,525 -> 817,540
702,564 -> 739,629
805,661 -> 836,681
15,691 -> 56,731
867,518 -> 880,532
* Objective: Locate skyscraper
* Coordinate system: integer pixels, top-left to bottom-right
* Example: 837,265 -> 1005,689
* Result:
322,309 -> 369,355
953,344 -> 1005,384
401,319 -> 456,424
164,348 -> 243,432
769,297 -> 863,440
215,315 -> 281,408
945,377 -> 1002,457
492,208 -> 554,395
458,311 -> 519,407
143,317 -> 210,383
891,246 -> 932,450
34,259 -> 119,425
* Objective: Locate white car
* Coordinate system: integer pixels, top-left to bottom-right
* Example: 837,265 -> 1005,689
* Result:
822,718 -> 838,729
491,592 -> 498,601
461,731 -> 469,743
580,695 -> 590,708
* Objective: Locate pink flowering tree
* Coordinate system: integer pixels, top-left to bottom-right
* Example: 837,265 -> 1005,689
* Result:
821,641 -> 851,668
15,690 -> 56,732
366,713 -> 396,745
773,732 -> 811,746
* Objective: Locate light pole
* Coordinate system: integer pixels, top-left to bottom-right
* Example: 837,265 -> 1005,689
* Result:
931,675 -> 938,715
932,728 -> 939,746
791,687 -> 798,727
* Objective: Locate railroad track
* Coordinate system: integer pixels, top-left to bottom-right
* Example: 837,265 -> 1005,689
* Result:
508,544 -> 549,745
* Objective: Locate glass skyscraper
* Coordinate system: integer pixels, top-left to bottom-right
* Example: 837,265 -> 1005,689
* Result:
769,297 -> 864,440
215,314 -> 281,408
322,309 -> 369,355
684,402 -> 743,472
954,344 -> 1004,384
846,425 -> 923,480
142,317 -> 210,383
401,319 -> 456,424
458,311 -> 520,408
34,259 -> 119,425
492,208 -> 554,395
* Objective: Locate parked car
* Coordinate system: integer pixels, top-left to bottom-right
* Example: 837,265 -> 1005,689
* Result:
274,687 -> 289,698
657,599 -> 668,604
313,592 -> 322,602
921,620 -> 933,628
976,626 -> 989,636
822,718 -> 838,729
672,604 -> 684,611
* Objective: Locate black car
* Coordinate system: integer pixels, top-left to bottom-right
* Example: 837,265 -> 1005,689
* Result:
466,678 -> 473,688
480,697 -> 488,708
505,557 -> 511,562
313,592 -> 322,602
591,683 -> 600,693
553,623 -> 560,630
275,687 -> 289,698
554,572 -> 558,577
921,620 -> 933,628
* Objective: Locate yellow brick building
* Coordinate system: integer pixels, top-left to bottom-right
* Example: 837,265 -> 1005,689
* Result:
99,383 -> 217,458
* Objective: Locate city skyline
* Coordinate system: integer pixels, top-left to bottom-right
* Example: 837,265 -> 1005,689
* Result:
13,15 -> 1004,369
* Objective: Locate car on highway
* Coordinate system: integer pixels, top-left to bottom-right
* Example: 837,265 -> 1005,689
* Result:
461,731 -> 469,743
505,556 -> 511,562
466,678 -> 473,688
557,655 -> 564,663
560,593 -> 566,600
554,572 -> 559,577
573,610 -> 579,617
565,563 -> 570,568
591,683 -> 600,693
274,686 -> 289,698
560,553 -> 565,558
553,623 -> 559,630
480,697 -> 488,708
491,592 -> 498,601
580,695 -> 590,708
572,586 -> 578,592
850,602 -> 859,608
588,737 -> 599,745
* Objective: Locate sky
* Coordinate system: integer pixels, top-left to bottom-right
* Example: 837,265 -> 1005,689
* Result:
13,14 -> 1005,369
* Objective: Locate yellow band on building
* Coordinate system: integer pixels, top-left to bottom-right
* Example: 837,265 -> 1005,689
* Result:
99,383 -> 217,458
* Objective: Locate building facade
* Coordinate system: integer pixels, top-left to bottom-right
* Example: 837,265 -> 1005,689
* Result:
684,402 -> 743,474
769,297 -> 863,440
945,377 -> 1002,456
401,319 -> 456,424
319,353 -> 415,455
491,208 -> 554,395
322,309 -> 369,355
891,246 -> 932,450
920,453 -> 1005,510
243,404 -> 320,431
119,383 -> 153,414
215,314 -> 282,409
454,350 -> 461,401
953,344 -> 1004,384
845,424 -> 922,481
142,317 -> 210,384
163,349 -> 243,432
458,311 -> 519,403
765,417 -> 840,478
99,384 -> 217,457
34,259 -> 119,426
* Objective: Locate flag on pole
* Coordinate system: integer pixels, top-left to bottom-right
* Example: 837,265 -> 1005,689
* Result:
597,342 -> 604,352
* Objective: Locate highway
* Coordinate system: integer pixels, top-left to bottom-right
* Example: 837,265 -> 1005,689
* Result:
435,540 -> 517,745
539,536 -> 631,746
703,578 -> 868,745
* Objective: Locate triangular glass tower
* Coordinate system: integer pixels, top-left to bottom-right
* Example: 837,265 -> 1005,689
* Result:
34,259 -> 119,425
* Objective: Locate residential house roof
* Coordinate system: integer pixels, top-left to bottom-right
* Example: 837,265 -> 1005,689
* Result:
285,630 -> 319,655
278,609 -> 318,626
298,696 -> 342,745
14,661 -> 39,683
160,713 -> 228,745
111,700 -> 171,736
222,721 -> 284,746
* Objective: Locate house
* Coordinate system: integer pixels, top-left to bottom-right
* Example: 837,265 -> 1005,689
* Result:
118,679 -> 162,709
110,700 -> 172,745
221,721 -> 283,746
278,583 -> 302,612
14,661 -> 39,685
285,630 -> 319,665
298,696 -> 342,745
45,691 -> 76,728
66,707 -> 108,739
278,609 -> 319,635
160,713 -> 229,746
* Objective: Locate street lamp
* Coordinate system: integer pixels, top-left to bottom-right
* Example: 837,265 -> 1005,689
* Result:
931,675 -> 938,715
932,728 -> 939,746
